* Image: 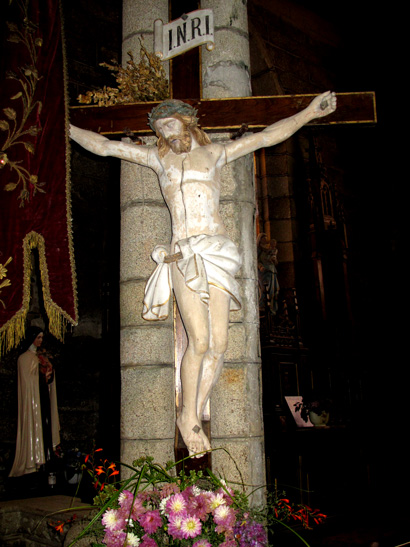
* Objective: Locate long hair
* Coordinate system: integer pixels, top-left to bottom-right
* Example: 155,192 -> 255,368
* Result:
156,113 -> 211,158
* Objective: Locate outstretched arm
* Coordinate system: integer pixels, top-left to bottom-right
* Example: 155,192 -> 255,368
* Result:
224,91 -> 337,163
69,125 -> 151,166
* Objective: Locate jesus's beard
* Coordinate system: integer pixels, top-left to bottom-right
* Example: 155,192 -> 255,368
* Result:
167,129 -> 192,155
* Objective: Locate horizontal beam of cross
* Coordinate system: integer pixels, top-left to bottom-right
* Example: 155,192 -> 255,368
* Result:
69,92 -> 376,136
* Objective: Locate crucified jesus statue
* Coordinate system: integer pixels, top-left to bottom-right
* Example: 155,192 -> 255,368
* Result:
70,91 -> 336,457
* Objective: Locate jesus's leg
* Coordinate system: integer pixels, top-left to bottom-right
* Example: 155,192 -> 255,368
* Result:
172,264 -> 211,457
196,286 -> 231,421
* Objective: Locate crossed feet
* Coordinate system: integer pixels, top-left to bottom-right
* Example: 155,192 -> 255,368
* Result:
176,412 -> 211,458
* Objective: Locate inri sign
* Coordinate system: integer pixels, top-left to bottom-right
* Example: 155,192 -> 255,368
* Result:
154,9 -> 214,61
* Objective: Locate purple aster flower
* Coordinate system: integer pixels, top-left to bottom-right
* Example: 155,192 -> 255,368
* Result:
234,519 -> 267,547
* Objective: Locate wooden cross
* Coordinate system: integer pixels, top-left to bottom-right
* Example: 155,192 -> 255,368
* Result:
69,2 -> 376,470
70,92 -> 376,136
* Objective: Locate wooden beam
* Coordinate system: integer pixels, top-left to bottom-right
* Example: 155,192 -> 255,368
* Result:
69,91 -> 376,136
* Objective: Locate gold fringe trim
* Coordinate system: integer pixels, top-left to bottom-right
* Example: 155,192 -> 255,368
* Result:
0,231 -> 78,358
0,309 -> 27,359
60,0 -> 79,327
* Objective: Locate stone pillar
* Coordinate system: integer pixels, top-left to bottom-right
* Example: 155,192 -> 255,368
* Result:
201,0 -> 265,504
120,0 -> 175,469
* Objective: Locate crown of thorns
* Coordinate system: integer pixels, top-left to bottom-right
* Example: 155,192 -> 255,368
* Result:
148,99 -> 198,132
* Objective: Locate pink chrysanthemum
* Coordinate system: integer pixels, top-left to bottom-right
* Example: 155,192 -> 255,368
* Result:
209,492 -> 226,511
123,532 -> 141,547
130,497 -> 146,520
214,504 -> 236,534
218,484 -> 235,505
181,515 -> 202,539
118,490 -> 134,508
102,509 -> 126,532
187,493 -> 209,521
159,482 -> 180,499
214,504 -> 235,524
117,491 -> 146,521
166,493 -> 187,515
138,510 -> 162,534
192,539 -> 212,547
181,485 -> 195,500
103,529 -> 126,547
140,535 -> 158,547
219,540 -> 237,547
167,513 -> 185,539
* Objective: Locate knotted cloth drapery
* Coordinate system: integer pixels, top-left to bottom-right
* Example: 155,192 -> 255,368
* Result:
0,0 -> 78,356
142,234 -> 242,321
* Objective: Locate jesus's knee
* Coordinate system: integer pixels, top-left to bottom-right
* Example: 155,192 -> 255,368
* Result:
209,333 -> 228,358
189,336 -> 209,357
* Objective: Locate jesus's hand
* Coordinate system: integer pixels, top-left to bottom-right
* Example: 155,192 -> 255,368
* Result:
307,91 -> 337,120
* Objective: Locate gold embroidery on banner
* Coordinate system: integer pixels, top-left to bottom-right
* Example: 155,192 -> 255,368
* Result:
0,1 -> 78,358
0,257 -> 13,309
1,2 -> 46,206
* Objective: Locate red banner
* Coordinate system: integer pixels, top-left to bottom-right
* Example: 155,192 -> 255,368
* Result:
0,0 -> 78,356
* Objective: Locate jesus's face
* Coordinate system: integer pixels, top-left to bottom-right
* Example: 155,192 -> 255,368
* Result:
155,117 -> 192,155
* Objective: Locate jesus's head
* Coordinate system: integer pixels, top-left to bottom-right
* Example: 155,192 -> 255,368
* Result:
149,99 -> 211,158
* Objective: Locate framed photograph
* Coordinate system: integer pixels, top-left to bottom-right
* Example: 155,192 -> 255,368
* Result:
285,396 -> 313,428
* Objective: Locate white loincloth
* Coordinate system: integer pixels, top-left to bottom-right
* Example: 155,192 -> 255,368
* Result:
142,234 -> 242,321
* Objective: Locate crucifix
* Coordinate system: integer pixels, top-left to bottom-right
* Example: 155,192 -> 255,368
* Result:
69,2 -> 376,468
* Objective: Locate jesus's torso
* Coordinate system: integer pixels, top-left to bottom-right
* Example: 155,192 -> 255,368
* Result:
148,143 -> 228,247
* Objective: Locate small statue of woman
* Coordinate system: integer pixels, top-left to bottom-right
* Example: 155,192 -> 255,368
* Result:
9,326 -> 60,478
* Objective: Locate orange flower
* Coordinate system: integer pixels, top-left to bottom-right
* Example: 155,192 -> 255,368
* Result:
54,522 -> 65,534
109,469 -> 120,477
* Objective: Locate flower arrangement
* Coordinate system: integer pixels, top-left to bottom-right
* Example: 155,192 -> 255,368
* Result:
65,448 -> 326,547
